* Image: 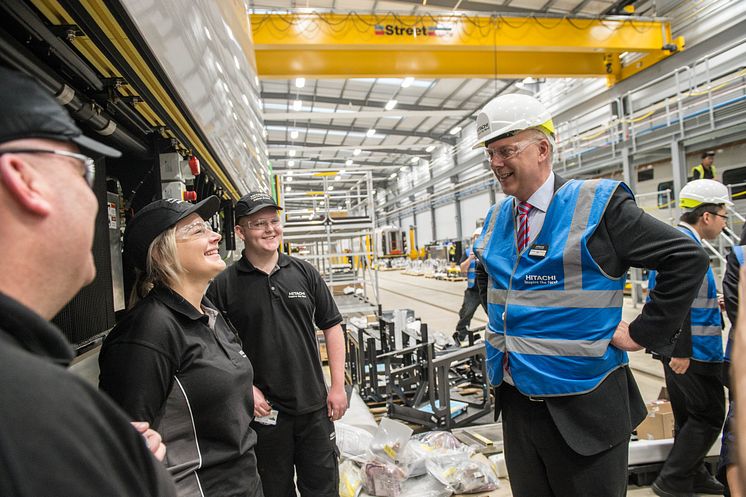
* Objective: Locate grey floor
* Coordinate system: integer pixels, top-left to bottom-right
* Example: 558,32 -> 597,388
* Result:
371,269 -> 680,497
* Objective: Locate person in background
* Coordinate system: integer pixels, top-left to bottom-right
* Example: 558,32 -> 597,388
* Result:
472,92 -> 708,497
99,197 -> 263,497
647,179 -> 729,497
692,151 -> 717,180
0,66 -> 175,497
208,192 -> 346,497
453,227 -> 486,347
718,223 -> 746,497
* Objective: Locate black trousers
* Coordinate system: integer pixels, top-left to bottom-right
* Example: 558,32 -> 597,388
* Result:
658,360 -> 725,492
501,384 -> 629,497
251,407 -> 339,497
455,286 -> 484,338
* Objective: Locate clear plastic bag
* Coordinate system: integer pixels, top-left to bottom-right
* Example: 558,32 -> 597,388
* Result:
362,460 -> 408,497
340,460 -> 364,497
369,418 -> 413,464
426,453 -> 499,494
413,431 -> 465,451
401,431 -> 474,477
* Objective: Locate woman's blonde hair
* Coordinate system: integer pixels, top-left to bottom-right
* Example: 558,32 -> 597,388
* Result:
129,225 -> 183,306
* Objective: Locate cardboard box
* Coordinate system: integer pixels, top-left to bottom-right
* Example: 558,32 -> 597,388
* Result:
636,400 -> 675,440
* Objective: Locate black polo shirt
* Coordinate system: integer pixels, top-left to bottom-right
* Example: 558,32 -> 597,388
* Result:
0,292 -> 176,497
208,252 -> 343,415
99,286 -> 262,497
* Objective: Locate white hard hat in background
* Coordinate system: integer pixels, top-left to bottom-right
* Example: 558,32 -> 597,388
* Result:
679,179 -> 733,209
472,228 -> 482,238
473,93 -> 555,149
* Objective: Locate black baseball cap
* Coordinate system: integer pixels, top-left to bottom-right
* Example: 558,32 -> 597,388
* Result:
124,195 -> 220,271
0,66 -> 121,157
235,191 -> 282,220
702,150 -> 716,158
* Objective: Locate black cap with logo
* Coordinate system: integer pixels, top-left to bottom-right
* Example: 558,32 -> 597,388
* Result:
234,191 -> 282,220
0,66 -> 121,157
124,196 -> 220,271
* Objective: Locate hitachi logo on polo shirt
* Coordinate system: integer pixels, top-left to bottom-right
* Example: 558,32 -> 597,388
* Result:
288,291 -> 307,299
524,274 -> 558,285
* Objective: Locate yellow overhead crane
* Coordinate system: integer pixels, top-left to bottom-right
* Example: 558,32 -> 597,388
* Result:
250,13 -> 684,85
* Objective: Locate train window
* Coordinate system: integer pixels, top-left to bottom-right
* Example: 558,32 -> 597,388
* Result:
657,181 -> 674,209
637,167 -> 654,182
723,167 -> 746,200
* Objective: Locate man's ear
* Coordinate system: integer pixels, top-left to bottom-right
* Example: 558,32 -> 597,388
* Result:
0,154 -> 52,216
537,138 -> 551,162
234,225 -> 245,242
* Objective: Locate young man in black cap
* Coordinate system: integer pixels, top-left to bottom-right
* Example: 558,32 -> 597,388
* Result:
691,151 -> 717,180
0,66 -> 176,496
208,192 -> 347,497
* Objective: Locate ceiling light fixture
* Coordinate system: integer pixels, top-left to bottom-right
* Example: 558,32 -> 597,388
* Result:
426,145 -> 436,152
345,159 -> 353,166
385,100 -> 398,110
290,130 -> 299,139
401,77 -> 414,88
295,77 -> 306,88
410,156 -> 419,163
288,150 -> 296,157
353,148 -> 361,156
328,185 -> 335,191
366,129 -> 376,137
288,160 -> 295,167
449,125 -> 462,135
389,173 -> 397,179
293,100 -> 302,111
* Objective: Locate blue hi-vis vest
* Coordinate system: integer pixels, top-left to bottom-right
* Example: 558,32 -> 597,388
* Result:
648,225 -> 723,363
725,245 -> 745,362
474,179 -> 628,397
466,247 -> 476,288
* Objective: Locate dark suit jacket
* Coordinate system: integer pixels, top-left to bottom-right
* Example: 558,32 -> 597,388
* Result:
476,174 -> 709,456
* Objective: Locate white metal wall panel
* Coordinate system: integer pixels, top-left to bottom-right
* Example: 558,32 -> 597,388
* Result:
460,191 -> 492,235
401,215 -> 414,230
415,210 -> 433,247
434,203 -> 458,240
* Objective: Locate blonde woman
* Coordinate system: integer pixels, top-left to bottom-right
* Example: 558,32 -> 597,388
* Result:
99,196 -> 263,497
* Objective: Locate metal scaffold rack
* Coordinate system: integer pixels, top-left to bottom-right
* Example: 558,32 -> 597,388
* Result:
276,170 -> 380,316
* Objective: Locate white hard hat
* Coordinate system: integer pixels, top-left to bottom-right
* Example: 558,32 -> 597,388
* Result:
679,179 -> 733,209
472,93 -> 555,149
472,228 -> 482,238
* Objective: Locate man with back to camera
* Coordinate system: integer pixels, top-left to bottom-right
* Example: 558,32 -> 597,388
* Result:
647,179 -> 729,497
0,67 -> 176,496
472,92 -> 709,497
452,227 -> 486,347
691,150 -> 717,180
207,192 -> 347,497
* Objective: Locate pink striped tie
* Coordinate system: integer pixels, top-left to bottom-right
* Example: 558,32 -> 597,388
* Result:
517,201 -> 532,252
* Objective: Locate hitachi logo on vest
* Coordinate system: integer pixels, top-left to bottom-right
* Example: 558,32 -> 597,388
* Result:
524,274 -> 558,285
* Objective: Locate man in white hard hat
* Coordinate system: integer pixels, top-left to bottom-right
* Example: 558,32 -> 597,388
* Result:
472,93 -> 709,497
646,179 -> 730,497
453,227 -> 486,346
